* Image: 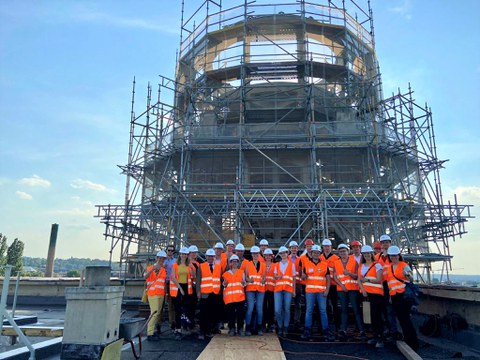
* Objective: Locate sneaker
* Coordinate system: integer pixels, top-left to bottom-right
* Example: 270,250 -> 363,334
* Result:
245,327 -> 252,336
338,330 -> 347,341
238,329 -> 245,337
206,332 -> 213,338
301,329 -> 310,340
283,328 -> 288,337
257,329 -> 264,336
198,334 -> 205,340
324,329 -> 335,342
174,331 -> 182,341
375,341 -> 384,348
228,329 -> 235,336
278,328 -> 284,337
367,338 -> 377,345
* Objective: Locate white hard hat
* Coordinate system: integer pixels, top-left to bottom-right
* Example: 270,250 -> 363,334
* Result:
179,247 -> 190,254
259,239 -> 269,246
250,246 -> 260,253
235,243 -> 245,251
322,239 -> 332,246
380,234 -> 392,242
263,248 -> 273,255
361,245 -> 373,253
278,246 -> 288,253
387,245 -> 401,256
188,245 -> 198,252
337,244 -> 349,251
214,242 -> 224,249
205,249 -> 215,256
312,245 -> 321,252
226,239 -> 235,245
289,241 -> 299,247
229,254 -> 240,262
156,250 -> 167,258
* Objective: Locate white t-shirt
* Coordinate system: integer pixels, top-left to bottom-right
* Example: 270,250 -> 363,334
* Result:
360,263 -> 382,277
278,260 -> 296,275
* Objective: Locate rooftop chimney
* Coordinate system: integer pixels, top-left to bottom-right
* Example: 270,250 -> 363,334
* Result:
45,223 -> 59,277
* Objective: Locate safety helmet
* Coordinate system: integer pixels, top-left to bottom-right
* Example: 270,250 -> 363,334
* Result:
278,246 -> 288,253
188,245 -> 198,252
350,240 -> 362,247
226,239 -> 235,245
250,246 -> 260,253
214,242 -> 224,249
263,249 -> 273,255
373,241 -> 382,249
259,239 -> 269,246
337,244 -> 349,251
361,245 -> 373,253
205,249 -> 215,256
235,243 -> 245,251
311,245 -> 322,252
322,239 -> 332,246
387,245 -> 401,256
380,234 -> 392,242
289,240 -> 299,247
156,250 -> 167,258
179,247 -> 190,254
305,238 -> 314,246
229,254 -> 240,262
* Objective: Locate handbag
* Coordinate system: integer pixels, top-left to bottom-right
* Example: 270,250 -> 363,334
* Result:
362,300 -> 371,324
391,265 -> 421,305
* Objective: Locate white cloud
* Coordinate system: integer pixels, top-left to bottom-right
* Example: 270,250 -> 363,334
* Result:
388,0 -> 412,20
71,179 -> 114,193
16,191 -> 33,200
51,207 -> 93,217
18,174 -> 51,188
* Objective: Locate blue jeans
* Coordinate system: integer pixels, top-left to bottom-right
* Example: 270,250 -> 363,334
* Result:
305,292 -> 328,330
245,291 -> 265,326
338,290 -> 364,332
274,291 -> 292,328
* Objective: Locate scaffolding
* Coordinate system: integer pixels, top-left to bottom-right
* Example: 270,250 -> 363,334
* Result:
95,0 -> 472,282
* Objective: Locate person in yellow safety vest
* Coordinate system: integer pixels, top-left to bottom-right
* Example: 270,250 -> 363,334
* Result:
288,240 -> 304,330
196,248 -> 222,340
245,245 -> 266,336
387,246 -> 419,351
170,247 -> 194,340
358,245 -> 386,348
333,244 -> 365,341
258,239 -> 269,263
376,234 -> 399,338
144,250 -> 167,341
320,238 -> 340,332
262,248 -> 276,333
223,254 -> 247,336
273,246 -> 296,337
302,244 -> 334,341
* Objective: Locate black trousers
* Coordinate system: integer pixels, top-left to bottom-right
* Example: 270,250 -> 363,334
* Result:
263,290 -> 275,328
391,293 -> 419,350
226,301 -> 245,331
172,283 -> 191,330
199,293 -> 218,335
327,285 -> 340,329
367,293 -> 385,339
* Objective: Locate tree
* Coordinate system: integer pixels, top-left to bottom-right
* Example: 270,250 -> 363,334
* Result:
0,233 -> 7,271
66,270 -> 81,277
6,238 -> 24,276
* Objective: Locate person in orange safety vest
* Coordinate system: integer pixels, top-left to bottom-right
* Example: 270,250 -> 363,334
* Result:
223,254 -> 246,336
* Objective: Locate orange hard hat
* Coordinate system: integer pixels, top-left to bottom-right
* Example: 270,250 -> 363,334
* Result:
350,240 -> 362,247
373,241 -> 382,249
305,239 -> 314,245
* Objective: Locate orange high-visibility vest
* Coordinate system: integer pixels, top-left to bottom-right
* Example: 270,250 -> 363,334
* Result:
223,269 -> 245,304
376,253 -> 391,281
289,255 -> 303,285
321,252 -> 339,286
146,265 -> 167,296
170,262 -> 193,297
273,261 -> 294,293
264,262 -> 276,292
334,256 -> 359,291
304,259 -> 328,293
388,262 -> 408,296
358,262 -> 384,295
245,260 -> 266,292
215,253 -> 228,273
199,262 -> 221,294
258,254 -> 265,263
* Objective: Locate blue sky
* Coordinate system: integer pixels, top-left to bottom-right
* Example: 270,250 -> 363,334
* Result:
0,1 -> 479,275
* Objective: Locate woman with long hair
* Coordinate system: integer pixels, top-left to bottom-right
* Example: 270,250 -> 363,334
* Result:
262,248 -> 276,332
358,245 -> 385,348
245,245 -> 266,336
273,246 -> 296,337
170,247 -> 194,340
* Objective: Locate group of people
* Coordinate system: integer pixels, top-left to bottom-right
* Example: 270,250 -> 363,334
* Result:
144,235 -> 419,350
